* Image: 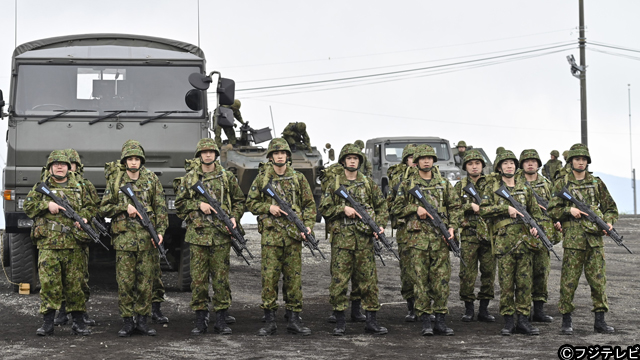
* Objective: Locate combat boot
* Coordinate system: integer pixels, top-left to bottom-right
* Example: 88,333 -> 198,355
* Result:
261,309 -> 276,322
54,302 -> 69,326
515,313 -> 539,335
532,301 -> 553,322
351,300 -> 366,322
327,311 -> 337,323
594,312 -> 615,334
83,312 -> 96,326
36,311 -> 55,336
560,313 -> 573,335
258,309 -> 277,336
433,313 -> 454,336
118,317 -> 135,337
420,313 -> 433,336
287,311 -> 311,336
135,314 -> 157,336
332,311 -> 346,336
477,299 -> 496,322
405,298 -> 417,322
501,315 -> 515,336
461,301 -> 474,322
191,310 -> 208,335
224,311 -> 236,324
364,311 -> 388,335
71,311 -> 92,336
213,310 -> 232,335
151,302 -> 169,324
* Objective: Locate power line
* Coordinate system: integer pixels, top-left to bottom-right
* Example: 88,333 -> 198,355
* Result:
587,48 -> 640,62
589,41 -> 640,54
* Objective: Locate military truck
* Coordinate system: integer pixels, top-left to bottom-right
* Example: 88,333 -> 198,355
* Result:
0,34 -> 235,292
365,137 -> 461,195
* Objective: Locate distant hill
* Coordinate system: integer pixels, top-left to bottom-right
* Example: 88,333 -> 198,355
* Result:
593,172 -> 639,215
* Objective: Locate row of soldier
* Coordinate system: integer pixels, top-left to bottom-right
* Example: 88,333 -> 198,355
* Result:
24,137 -> 618,338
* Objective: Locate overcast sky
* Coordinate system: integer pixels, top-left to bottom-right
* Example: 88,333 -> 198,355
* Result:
1,1 -> 639,179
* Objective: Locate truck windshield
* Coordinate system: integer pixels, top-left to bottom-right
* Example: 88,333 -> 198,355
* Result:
385,142 -> 451,162
14,65 -> 203,117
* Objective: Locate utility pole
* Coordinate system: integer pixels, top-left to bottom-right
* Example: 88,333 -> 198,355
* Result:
579,0 -> 588,146
630,84 -> 636,215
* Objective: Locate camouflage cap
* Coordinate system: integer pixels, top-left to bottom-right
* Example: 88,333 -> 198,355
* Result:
518,149 -> 542,168
550,150 -> 560,158
64,148 -> 82,166
194,138 -> 220,158
296,122 -> 306,132
496,146 -> 505,154
120,139 -> 146,164
462,149 -> 485,169
456,140 -> 467,147
46,150 -> 71,170
402,143 -> 419,164
338,143 -> 364,165
413,144 -> 438,163
567,143 -> 591,164
494,149 -> 518,173
266,137 -> 292,158
354,140 -> 365,150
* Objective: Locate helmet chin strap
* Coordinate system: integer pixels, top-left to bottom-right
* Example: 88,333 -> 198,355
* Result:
127,167 -> 140,173
201,159 -> 215,165
52,173 -> 67,180
273,161 -> 287,167
524,170 -> 537,175
344,166 -> 358,172
571,164 -> 587,173
501,172 -> 515,178
418,166 -> 432,172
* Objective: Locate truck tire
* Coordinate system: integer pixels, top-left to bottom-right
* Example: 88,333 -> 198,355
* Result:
9,233 -> 39,293
177,241 -> 191,292
2,232 -> 9,266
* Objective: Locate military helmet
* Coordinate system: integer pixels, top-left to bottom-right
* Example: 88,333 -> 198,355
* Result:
413,144 -> 438,163
120,139 -> 146,165
296,122 -> 306,132
462,149 -> 485,169
518,149 -> 542,168
494,149 -> 518,173
550,150 -> 560,158
231,99 -> 241,110
354,140 -> 365,150
338,143 -> 364,166
456,140 -> 467,147
402,143 -> 418,164
266,137 -> 292,159
567,143 -> 591,164
46,150 -> 72,170
194,138 -> 220,158
562,150 -> 569,161
496,146 -> 505,155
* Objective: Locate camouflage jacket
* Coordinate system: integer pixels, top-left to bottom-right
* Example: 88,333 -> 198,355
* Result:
247,163 -> 316,246
391,170 -> 461,251
553,162 -> 572,183
175,160 -> 246,245
386,164 -> 417,229
518,172 -> 562,245
24,172 -> 96,249
100,166 -> 168,251
319,170 -> 388,250
281,123 -> 311,149
542,159 -> 562,182
453,176 -> 489,242
547,171 -> 618,250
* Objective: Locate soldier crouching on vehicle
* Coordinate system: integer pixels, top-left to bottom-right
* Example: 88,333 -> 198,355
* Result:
24,150 -> 95,336
100,140 -> 168,337
175,138 -> 246,335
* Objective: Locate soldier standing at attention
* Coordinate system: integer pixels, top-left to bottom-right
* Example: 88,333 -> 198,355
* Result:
542,150 -> 563,183
100,140 -> 168,337
247,138 -> 315,336
175,139 -> 245,335
281,122 -> 312,151
24,150 -> 95,336
453,141 -> 467,166
454,149 -> 496,323
320,143 -> 389,336
354,140 -> 373,177
392,145 -> 461,336
480,150 -> 544,336
547,144 -> 618,335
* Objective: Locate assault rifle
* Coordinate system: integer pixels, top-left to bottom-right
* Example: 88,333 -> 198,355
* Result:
494,185 -> 561,261
262,181 -> 326,259
92,217 -> 111,239
334,185 -> 400,262
408,186 -> 466,266
35,182 -> 109,251
191,180 -> 254,265
525,182 -> 550,217
556,187 -> 632,254
462,182 -> 482,204
120,183 -> 172,268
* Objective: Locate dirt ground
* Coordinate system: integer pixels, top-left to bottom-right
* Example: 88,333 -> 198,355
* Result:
1,216 -> 639,360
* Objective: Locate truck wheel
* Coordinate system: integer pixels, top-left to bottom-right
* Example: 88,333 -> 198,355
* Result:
9,233 -> 39,293
177,241 -> 191,292
2,232 -> 9,266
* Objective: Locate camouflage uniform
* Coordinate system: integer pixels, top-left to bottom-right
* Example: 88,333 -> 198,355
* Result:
281,122 -> 311,151
354,140 -> 373,177
542,150 -> 562,183
215,99 -> 245,146
453,140 -> 467,166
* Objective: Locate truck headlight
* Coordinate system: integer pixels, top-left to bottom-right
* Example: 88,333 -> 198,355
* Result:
18,219 -> 34,228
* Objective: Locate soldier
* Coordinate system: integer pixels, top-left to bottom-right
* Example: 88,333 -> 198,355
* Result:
175,138 -> 245,335
354,140 -> 373,177
100,140 -> 168,337
392,145 -> 461,336
517,149 -> 562,323
247,138 -> 315,336
281,122 -> 311,151
542,150 -> 563,183
215,99 -> 245,147
320,143 -> 389,336
552,150 -> 572,183
547,144 -> 618,335
480,150 -> 544,336
454,141 -> 467,166
496,147 -> 505,155
454,149 -> 496,323
24,150 -> 94,336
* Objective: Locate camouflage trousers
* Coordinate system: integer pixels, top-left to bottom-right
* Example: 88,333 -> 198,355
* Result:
329,245 -> 380,312
261,242 -> 303,312
496,249 -> 533,316
190,243 -> 232,312
282,135 -> 309,150
532,249 -> 550,302
152,251 -> 165,303
38,248 -> 86,314
214,125 -> 237,146
81,246 -> 90,302
458,238 -> 495,302
558,247 -> 609,314
408,245 -> 451,316
116,249 -> 155,317
398,242 -> 415,300
330,244 -> 360,302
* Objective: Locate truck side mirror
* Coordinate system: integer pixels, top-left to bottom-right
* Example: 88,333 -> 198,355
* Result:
328,148 -> 335,161
217,78 -> 235,106
185,89 -> 203,111
189,73 -> 212,90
